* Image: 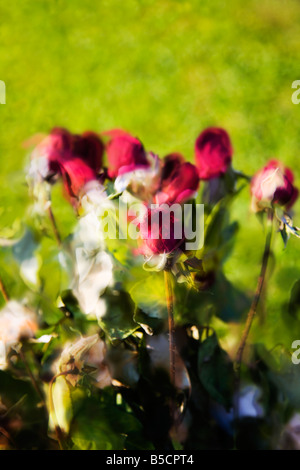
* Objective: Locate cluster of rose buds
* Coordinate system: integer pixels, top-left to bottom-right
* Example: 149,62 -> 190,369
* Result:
30,128 -> 104,203
0,123 -> 298,450
29,126 -> 299,260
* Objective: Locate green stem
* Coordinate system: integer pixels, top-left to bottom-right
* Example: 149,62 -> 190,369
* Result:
0,277 -> 9,302
234,210 -> 274,422
164,270 -> 176,387
47,205 -> 62,246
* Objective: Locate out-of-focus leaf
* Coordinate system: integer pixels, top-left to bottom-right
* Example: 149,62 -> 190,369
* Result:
198,333 -> 234,409
49,183 -> 77,240
49,376 -> 73,434
13,229 -> 40,287
0,252 -> 28,307
197,202 -> 239,271
70,393 -> 145,450
127,271 -> 167,322
38,238 -> 64,301
281,279 -> 300,340
212,272 -> 250,322
49,377 -> 85,436
288,280 -> 300,320
98,289 -> 139,341
268,362 -> 300,409
35,295 -> 64,325
106,343 -> 139,387
0,370 -> 48,449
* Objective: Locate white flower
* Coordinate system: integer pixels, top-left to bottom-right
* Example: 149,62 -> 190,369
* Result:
75,180 -> 118,253
69,181 -> 115,316
73,249 -> 114,315
27,155 -> 50,183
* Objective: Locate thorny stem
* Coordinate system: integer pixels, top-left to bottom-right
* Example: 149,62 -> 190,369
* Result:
164,270 -> 176,388
49,371 -> 73,450
234,210 -> 274,422
47,205 -> 62,247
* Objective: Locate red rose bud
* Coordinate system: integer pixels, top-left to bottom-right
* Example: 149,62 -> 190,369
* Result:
33,127 -> 73,166
251,159 -> 298,212
72,131 -> 104,174
104,129 -> 149,178
195,127 -> 233,180
138,206 -> 184,256
58,158 -> 97,198
156,153 -> 199,204
36,127 -> 103,175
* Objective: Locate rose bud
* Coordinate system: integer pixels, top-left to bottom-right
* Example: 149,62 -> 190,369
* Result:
55,157 -> 97,199
138,206 -> 184,256
29,127 -> 73,182
250,159 -> 298,212
32,127 -> 103,177
155,153 -> 199,204
195,127 -> 233,180
35,127 -> 73,162
104,129 -> 149,178
72,131 -> 104,174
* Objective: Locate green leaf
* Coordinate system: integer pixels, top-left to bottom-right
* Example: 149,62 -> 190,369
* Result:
98,288 -> 139,341
12,229 -> 40,287
197,202 -> 239,272
49,376 -> 73,434
35,295 -> 64,325
127,271 -> 167,323
70,393 -> 145,450
38,238 -> 65,301
198,333 -> 234,409
212,272 -> 250,322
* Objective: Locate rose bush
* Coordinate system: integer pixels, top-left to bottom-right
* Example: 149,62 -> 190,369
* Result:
0,124 -> 299,450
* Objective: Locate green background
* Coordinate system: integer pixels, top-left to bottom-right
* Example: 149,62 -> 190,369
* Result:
1,0 -> 300,347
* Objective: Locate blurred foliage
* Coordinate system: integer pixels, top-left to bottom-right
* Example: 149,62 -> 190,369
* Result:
1,0 -> 300,350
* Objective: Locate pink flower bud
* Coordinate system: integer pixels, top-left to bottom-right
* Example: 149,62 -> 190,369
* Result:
31,128 -> 104,202
33,127 -> 73,167
138,206 -> 184,256
104,129 -> 149,178
251,159 -> 298,212
72,131 -> 104,174
35,127 -> 103,180
155,153 -> 199,204
58,158 -> 97,198
195,127 -> 233,180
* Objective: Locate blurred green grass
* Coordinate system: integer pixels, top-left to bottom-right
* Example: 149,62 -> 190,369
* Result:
1,0 -> 300,347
